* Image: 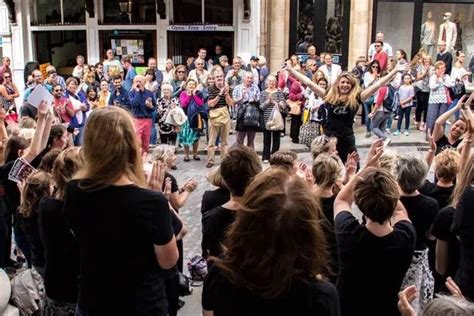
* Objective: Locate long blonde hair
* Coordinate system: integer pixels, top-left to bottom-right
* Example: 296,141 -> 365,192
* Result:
324,72 -> 361,110
452,155 -> 474,208
76,107 -> 145,189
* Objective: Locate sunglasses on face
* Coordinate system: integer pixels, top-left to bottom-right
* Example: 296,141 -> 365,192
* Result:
177,71 -> 185,73
54,89 -> 63,92
375,45 -> 381,48
371,65 -> 379,68
4,76 -> 11,79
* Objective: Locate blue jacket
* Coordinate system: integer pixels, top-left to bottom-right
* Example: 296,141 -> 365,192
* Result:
129,89 -> 156,119
109,87 -> 131,110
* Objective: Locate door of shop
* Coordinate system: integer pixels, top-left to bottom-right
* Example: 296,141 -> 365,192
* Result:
167,31 -> 234,66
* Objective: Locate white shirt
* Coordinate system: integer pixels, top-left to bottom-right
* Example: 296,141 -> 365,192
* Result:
319,64 -> 342,85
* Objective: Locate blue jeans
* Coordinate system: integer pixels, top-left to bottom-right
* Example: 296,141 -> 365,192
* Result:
363,99 -> 373,132
397,106 -> 411,131
73,126 -> 85,146
150,110 -> 157,145
447,98 -> 461,120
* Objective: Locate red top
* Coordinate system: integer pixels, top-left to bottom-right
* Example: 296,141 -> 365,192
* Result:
373,51 -> 388,71
53,97 -> 74,123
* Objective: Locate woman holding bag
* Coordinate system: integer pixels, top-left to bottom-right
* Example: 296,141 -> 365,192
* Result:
299,77 -> 328,147
426,61 -> 453,137
260,75 -> 287,162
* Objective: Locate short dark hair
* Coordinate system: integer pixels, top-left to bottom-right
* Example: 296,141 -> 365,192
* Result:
121,56 -> 131,64
220,145 -> 262,197
375,40 -> 384,46
353,167 -> 400,224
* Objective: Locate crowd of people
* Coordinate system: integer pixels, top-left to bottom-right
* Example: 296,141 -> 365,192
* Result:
0,31 -> 473,316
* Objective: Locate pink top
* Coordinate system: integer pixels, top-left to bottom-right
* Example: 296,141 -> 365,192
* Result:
179,91 -> 204,108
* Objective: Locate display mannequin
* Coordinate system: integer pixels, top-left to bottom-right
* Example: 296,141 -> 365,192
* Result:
421,11 -> 437,59
438,12 -> 457,53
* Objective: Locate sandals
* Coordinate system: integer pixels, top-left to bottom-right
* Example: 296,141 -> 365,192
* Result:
193,155 -> 201,161
184,157 -> 190,162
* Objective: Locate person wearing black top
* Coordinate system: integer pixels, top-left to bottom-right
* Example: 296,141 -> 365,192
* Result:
312,153 -> 349,283
202,145 -> 262,259
0,102 -> 52,269
334,153 -> 415,316
422,146 -> 459,209
286,59 -> 407,163
452,185 -> 474,301
203,168 -> 340,316
39,147 -> 83,314
431,94 -> 467,155
63,107 -> 178,315
394,154 -> 439,311
435,42 -> 453,75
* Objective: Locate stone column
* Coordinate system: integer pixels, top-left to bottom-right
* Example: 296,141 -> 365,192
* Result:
348,0 -> 373,68
268,0 -> 289,74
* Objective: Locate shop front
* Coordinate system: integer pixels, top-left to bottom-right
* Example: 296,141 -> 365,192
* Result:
0,0 -> 260,88
372,0 -> 474,59
289,0 -> 351,68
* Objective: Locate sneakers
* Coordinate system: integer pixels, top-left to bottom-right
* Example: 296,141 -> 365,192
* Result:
206,161 -> 214,168
393,130 -> 401,136
385,128 -> 391,134
262,159 -> 269,164
365,132 -> 372,138
404,130 -> 410,136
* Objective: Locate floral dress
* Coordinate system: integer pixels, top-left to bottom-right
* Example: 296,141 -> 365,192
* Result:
157,97 -> 179,136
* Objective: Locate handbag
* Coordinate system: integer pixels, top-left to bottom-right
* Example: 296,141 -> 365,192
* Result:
266,105 -> 284,131
242,102 -> 263,130
302,107 -> 311,123
208,106 -> 230,126
177,271 -> 193,296
299,121 -> 321,147
165,106 -> 188,126
288,100 -> 302,116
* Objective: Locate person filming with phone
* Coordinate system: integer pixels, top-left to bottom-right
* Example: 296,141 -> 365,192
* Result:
129,75 -> 156,155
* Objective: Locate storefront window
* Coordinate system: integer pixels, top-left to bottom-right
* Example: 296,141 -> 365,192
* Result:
34,31 -> 87,76
205,0 -> 233,25
102,0 -> 157,24
325,0 -> 344,54
421,3 -> 474,59
32,0 -> 85,25
173,0 -> 203,24
295,0 -> 315,53
376,1 -> 414,58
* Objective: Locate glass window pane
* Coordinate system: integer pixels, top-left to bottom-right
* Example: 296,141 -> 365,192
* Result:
421,3 -> 474,61
376,2 -> 414,58
63,0 -> 85,24
173,0 -> 202,24
102,0 -> 156,24
205,0 -> 233,25
296,0 -> 315,52
33,0 -> 61,24
325,0 -> 344,54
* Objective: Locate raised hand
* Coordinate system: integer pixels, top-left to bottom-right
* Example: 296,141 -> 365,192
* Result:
366,139 -> 384,168
397,285 -> 417,316
38,100 -> 49,117
345,151 -> 359,176
147,161 -> 166,192
445,277 -> 465,299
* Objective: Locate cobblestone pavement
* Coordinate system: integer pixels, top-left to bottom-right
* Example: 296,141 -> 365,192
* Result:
172,122 -> 432,314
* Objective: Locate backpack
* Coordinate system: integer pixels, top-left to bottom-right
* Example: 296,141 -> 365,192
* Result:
187,255 -> 208,282
382,85 -> 399,113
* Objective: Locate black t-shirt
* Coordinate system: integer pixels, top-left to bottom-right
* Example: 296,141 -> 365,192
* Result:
20,213 -> 44,268
63,180 -> 174,315
335,211 -> 415,316
39,197 -> 80,302
164,172 -> 179,193
419,180 -> 454,210
323,94 -> 360,139
452,185 -> 474,300
208,86 -> 228,109
431,206 -> 460,281
202,206 -> 235,258
320,196 -> 338,283
435,135 -> 462,155
202,265 -> 340,316
201,188 -> 231,215
400,194 -> 439,250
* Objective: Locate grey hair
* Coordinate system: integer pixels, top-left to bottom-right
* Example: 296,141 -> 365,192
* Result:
379,150 -> 399,174
394,154 -> 428,193
161,83 -> 174,93
422,295 -> 474,316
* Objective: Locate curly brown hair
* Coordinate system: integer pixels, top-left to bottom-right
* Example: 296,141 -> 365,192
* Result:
213,168 -> 329,299
19,171 -> 51,218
